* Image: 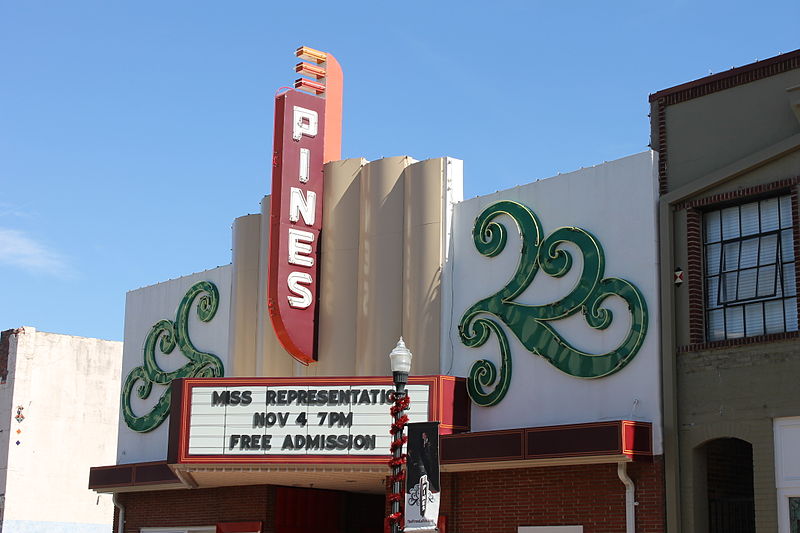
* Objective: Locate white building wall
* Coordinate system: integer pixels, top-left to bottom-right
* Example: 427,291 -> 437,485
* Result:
774,416 -> 800,533
445,151 -> 662,452
0,327 -> 122,533
117,266 -> 232,463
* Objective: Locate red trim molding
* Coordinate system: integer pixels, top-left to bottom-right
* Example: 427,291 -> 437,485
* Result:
440,420 -> 652,465
685,207 -> 705,345
675,177 -> 800,211
678,177 -> 800,351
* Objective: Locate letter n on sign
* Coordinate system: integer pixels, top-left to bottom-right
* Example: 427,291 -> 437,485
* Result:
268,89 -> 325,364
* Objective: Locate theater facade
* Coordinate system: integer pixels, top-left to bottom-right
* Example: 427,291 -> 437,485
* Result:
90,48 -> 664,533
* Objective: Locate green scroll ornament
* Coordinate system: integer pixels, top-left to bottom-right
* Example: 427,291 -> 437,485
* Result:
122,281 -> 224,432
458,201 -> 648,406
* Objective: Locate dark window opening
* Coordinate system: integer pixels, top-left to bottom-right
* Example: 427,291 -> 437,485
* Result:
706,438 -> 755,533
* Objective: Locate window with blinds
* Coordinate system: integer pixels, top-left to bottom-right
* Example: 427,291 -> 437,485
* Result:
704,195 -> 798,341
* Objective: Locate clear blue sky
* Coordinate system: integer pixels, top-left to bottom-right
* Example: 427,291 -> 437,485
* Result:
2,1 -> 798,341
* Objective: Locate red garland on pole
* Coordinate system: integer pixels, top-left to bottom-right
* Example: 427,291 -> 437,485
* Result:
388,392 -> 410,531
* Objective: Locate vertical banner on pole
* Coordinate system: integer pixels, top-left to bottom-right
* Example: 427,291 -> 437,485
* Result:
405,422 -> 440,532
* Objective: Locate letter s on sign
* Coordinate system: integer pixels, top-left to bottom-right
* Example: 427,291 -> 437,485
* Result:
292,106 -> 318,141
287,272 -> 313,308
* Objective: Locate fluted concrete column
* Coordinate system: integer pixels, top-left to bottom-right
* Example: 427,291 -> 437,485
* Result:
228,213 -> 260,376
355,157 -> 414,376
256,195 -> 295,377
312,158 -> 366,376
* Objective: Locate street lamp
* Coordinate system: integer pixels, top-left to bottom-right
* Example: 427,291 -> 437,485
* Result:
388,337 -> 412,533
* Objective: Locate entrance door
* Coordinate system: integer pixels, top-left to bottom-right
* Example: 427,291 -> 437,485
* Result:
275,486 -> 384,533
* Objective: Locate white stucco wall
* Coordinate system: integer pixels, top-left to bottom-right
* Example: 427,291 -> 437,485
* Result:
0,327 -> 122,533
444,151 -> 662,452
117,266 -> 232,463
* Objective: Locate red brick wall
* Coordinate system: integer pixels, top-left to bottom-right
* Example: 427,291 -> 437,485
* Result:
114,485 -> 276,533
439,458 -> 665,533
114,459 -> 664,533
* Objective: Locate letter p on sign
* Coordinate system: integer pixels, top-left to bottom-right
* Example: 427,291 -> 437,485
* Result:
292,106 -> 318,140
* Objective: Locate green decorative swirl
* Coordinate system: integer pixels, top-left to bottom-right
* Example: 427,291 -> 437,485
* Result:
459,201 -> 648,406
122,281 -> 224,432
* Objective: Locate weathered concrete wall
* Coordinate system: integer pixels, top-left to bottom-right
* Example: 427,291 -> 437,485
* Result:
1,327 -> 122,533
676,340 -> 800,532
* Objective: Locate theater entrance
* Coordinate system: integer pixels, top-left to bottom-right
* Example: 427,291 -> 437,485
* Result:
274,486 -> 385,533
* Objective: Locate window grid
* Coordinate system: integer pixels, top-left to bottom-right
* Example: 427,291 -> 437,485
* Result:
704,195 -> 798,341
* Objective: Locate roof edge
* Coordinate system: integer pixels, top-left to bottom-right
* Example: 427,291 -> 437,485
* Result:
649,48 -> 800,104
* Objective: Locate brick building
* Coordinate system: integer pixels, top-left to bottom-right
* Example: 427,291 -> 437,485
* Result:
652,49 -> 800,533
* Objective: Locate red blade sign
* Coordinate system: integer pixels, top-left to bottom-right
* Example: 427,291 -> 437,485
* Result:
268,88 -> 326,364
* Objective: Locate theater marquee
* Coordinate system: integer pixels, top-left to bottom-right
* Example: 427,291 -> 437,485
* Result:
168,376 -> 469,464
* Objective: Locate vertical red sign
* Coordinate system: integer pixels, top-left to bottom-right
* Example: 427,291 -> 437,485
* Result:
268,89 -> 326,364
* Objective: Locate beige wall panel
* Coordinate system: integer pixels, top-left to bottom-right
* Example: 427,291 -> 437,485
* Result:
356,157 -> 413,375
402,158 -> 446,375
228,214 -> 261,376
696,149 -> 800,198
313,158 -> 366,376
256,195 -> 295,377
665,69 -> 800,192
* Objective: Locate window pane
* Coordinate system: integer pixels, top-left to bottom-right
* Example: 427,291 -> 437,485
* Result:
741,202 -> 760,236
761,197 -> 780,232
785,298 -> 798,332
722,272 -> 739,302
702,195 -> 796,342
722,207 -> 740,239
725,306 -> 745,338
707,309 -> 725,341
705,210 -> 721,243
760,234 -> 778,265
723,242 -> 740,271
744,303 -> 765,336
782,229 -> 795,262
739,238 -> 758,268
765,300 -> 785,333
780,195 -> 793,229
706,243 -> 721,275
757,266 -> 777,297
784,264 -> 797,297
738,268 -> 757,299
707,276 -> 720,307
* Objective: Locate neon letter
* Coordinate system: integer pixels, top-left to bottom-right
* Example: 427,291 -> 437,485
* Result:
292,106 -> 318,140
287,272 -> 313,308
288,228 -> 314,267
289,187 -> 317,226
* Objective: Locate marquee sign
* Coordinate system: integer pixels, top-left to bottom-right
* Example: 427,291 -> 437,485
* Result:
267,46 -> 343,365
169,376 -> 469,464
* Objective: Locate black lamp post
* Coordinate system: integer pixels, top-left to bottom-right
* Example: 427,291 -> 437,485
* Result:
388,338 -> 412,533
